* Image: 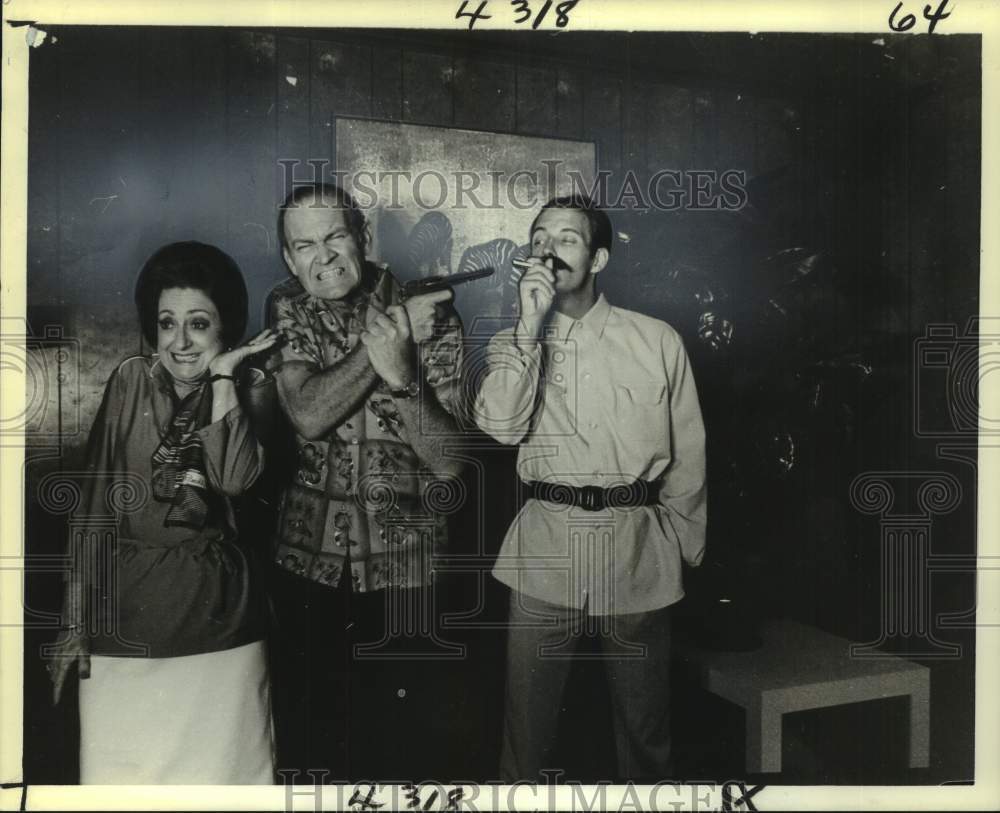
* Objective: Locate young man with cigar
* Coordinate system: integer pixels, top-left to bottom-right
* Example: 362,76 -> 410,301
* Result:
474,195 -> 707,781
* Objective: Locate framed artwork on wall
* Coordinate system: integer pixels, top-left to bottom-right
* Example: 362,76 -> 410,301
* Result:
334,116 -> 596,335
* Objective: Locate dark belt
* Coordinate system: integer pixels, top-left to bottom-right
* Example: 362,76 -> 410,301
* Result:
523,479 -> 661,512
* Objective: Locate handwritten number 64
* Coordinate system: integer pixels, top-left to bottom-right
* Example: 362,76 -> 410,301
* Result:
888,0 -> 953,34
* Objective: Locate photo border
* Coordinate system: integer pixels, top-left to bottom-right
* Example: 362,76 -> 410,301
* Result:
1,1 -> 998,810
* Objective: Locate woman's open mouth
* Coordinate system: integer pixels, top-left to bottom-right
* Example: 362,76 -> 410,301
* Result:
171,353 -> 202,364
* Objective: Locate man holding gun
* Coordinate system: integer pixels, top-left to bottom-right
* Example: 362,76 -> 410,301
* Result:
263,182 -> 465,779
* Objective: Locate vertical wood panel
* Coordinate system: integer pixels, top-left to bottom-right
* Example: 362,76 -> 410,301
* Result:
755,97 -> 794,177
271,36 -> 312,312
909,89 -> 949,329
715,90 -> 756,178
311,40 -> 373,164
187,29 -> 229,246
645,85 -> 693,174
26,42 -> 66,454
642,84 -> 695,302
943,91 -> 980,322
27,44 -> 61,315
139,28 -> 195,222
616,78 -> 650,309
228,30 -> 276,118
623,81 -> 648,178
401,50 -> 453,125
56,29 -> 142,306
453,57 -> 516,132
56,26 -> 144,427
584,74 -> 622,182
554,66 -> 583,140
691,88 -> 719,169
226,30 -> 278,334
276,35 -> 311,173
515,64 -> 557,135
371,45 -> 403,120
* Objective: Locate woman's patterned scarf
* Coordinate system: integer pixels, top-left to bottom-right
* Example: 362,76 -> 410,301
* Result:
150,379 -> 213,529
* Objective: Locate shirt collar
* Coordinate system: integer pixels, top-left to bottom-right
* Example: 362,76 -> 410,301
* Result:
149,356 -> 208,404
548,294 -> 613,342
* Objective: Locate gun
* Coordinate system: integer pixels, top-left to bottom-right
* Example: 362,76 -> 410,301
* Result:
401,267 -> 495,299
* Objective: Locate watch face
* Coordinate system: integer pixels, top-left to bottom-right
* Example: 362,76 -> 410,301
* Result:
392,381 -> 418,398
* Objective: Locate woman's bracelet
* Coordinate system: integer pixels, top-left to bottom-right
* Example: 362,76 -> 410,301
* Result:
209,373 -> 236,384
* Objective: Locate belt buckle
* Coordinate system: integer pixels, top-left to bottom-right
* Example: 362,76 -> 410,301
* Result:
580,485 -> 603,511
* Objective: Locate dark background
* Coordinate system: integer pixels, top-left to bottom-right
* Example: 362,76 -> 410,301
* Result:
22,27 -> 979,785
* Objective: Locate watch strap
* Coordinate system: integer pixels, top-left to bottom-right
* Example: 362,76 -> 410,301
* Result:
389,380 -> 420,398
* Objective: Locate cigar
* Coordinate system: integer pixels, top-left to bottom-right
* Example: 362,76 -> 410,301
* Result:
513,256 -> 562,271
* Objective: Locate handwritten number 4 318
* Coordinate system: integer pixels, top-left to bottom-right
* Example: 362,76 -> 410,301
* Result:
888,0 -> 952,33
456,0 -> 580,30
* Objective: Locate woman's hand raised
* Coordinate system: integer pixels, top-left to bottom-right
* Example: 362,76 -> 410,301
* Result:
208,329 -> 279,378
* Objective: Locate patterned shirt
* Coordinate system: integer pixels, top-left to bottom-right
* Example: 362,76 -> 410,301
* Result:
81,356 -> 266,657
267,264 -> 463,592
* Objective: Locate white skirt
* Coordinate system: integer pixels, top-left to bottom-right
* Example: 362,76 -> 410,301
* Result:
79,641 -> 275,784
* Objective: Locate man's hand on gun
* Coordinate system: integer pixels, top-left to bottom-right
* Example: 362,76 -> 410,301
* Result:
361,303 -> 416,391
403,289 -> 453,344
399,267 -> 494,344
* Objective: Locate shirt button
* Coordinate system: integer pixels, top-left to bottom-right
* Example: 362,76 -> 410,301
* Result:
583,373 -> 591,381
554,373 -> 564,383
552,351 -> 566,364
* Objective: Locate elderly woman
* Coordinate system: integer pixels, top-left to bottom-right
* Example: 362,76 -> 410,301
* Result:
48,241 -> 278,784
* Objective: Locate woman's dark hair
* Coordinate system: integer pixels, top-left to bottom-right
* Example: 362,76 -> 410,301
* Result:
134,241 -> 248,348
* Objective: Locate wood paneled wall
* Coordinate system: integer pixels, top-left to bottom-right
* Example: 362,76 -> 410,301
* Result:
25,28 -> 977,459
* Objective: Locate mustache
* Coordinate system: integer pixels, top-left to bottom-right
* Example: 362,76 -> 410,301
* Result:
546,255 -> 572,272
513,254 -> 572,272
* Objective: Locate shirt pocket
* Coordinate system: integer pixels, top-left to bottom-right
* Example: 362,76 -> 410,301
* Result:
615,381 -> 666,409
614,380 -> 667,442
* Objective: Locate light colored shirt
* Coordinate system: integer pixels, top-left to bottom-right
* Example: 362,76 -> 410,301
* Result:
474,294 -> 706,615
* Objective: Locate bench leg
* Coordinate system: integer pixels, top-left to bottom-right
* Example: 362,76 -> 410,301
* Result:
746,699 -> 783,773
908,680 -> 930,768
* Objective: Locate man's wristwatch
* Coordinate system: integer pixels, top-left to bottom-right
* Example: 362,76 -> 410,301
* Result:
389,380 -> 420,399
